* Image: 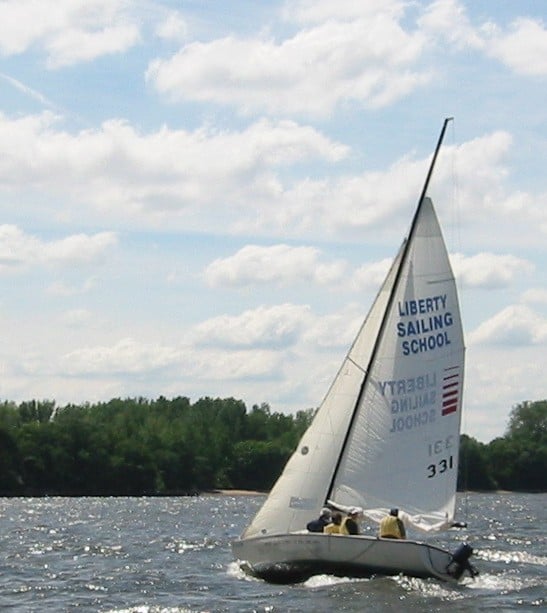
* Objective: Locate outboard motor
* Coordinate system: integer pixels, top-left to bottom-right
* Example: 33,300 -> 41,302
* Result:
446,543 -> 479,579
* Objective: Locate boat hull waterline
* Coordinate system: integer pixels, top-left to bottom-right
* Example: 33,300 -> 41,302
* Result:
232,533 -> 464,583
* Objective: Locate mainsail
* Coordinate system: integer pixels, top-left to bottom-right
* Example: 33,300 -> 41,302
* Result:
242,119 -> 464,539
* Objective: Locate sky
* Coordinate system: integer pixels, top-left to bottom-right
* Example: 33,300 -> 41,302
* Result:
0,0 -> 546,443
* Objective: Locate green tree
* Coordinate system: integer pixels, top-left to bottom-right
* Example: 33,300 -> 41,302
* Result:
490,400 -> 547,491
458,434 -> 496,490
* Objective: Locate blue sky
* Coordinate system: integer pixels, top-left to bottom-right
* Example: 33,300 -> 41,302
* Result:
1,0 -> 546,442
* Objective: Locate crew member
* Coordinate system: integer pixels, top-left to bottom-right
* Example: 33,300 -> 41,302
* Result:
379,508 -> 406,539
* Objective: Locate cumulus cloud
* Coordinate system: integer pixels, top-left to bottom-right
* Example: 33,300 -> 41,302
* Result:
482,17 -> 547,76
191,303 -> 312,349
284,0 -> 405,24
419,0 -> 484,49
187,348 -> 283,381
59,336 -> 282,381
146,7 -> 428,116
232,131 -> 524,239
46,23 -> 139,68
0,225 -> 117,272
155,11 -> 188,43
302,303 -> 363,349
451,252 -> 534,289
469,305 -> 547,346
231,152 -> 432,238
60,337 -> 180,376
145,0 -> 547,116
421,1 -> 547,76
521,288 -> 547,305
351,257 -> 393,291
0,0 -> 139,67
0,109 -> 540,243
0,112 -> 347,225
204,244 -> 346,287
43,232 -> 118,263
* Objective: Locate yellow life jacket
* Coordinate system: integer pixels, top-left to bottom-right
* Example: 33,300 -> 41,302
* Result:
324,522 -> 341,534
379,514 -> 404,539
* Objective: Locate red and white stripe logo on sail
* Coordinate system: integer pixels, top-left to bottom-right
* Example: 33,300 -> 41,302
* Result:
442,366 -> 460,416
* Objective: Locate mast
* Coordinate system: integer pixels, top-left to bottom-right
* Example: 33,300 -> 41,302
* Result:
326,117 -> 453,501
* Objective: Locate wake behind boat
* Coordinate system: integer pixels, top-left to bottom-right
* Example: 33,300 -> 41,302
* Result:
232,119 -> 478,584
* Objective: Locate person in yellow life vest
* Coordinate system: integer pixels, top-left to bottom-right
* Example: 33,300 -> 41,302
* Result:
324,512 -> 343,534
340,507 -> 362,535
379,508 -> 406,539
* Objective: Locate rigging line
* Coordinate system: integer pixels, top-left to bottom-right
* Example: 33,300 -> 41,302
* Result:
449,121 -> 470,523
325,118 -> 454,504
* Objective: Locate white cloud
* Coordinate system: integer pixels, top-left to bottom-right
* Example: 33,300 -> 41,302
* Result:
60,337 -> 180,376
0,0 -> 139,67
419,0 -> 484,49
452,252 -> 534,289
204,244 -> 346,287
483,17 -> 547,76
302,303 -> 363,349
0,113 -> 347,225
155,11 -> 188,43
1,110 -> 542,247
58,336 -> 282,382
0,225 -> 117,272
419,1 -> 547,76
465,343 -> 546,441
468,304 -> 547,346
188,348 -> 283,381
47,277 -> 97,296
46,24 -> 140,69
145,1 -> 547,117
521,288 -> 547,306
232,131 -> 523,239
232,154 -> 428,239
146,10 -> 428,116
351,258 -> 393,291
43,232 -> 118,263
284,0 -> 404,24
191,303 -> 312,349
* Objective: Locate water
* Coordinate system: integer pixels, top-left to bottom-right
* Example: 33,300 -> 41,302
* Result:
0,493 -> 545,612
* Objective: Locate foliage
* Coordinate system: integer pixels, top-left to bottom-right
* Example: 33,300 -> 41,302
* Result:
0,396 -> 313,496
0,397 -> 545,496
458,400 -> 547,492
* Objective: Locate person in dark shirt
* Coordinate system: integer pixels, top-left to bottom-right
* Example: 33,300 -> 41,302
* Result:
306,507 -> 332,532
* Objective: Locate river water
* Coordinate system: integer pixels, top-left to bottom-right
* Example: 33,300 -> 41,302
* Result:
0,493 -> 545,612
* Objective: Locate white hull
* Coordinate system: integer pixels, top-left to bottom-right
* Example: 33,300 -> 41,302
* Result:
232,533 -> 467,583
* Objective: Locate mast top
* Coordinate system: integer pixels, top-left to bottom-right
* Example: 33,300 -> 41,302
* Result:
418,117 -> 453,206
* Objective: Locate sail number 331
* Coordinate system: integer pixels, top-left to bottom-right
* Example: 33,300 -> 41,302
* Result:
427,436 -> 454,478
427,455 -> 454,478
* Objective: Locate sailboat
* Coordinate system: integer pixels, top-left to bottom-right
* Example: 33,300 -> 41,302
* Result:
232,118 -> 477,584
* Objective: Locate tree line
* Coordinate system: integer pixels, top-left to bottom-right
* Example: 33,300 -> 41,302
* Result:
0,396 -> 545,496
